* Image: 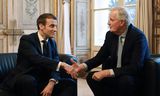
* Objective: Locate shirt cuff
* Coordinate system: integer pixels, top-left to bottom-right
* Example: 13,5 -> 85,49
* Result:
82,63 -> 88,71
108,69 -> 115,77
49,79 -> 59,84
56,62 -> 62,71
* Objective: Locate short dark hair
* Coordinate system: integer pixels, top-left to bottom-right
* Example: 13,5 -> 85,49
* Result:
37,13 -> 57,30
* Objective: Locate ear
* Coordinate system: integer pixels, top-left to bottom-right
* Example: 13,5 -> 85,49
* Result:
120,20 -> 125,26
39,23 -> 44,29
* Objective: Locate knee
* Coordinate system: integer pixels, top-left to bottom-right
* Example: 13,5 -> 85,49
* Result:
86,71 -> 100,80
86,71 -> 99,85
86,72 -> 94,82
68,80 -> 77,89
117,75 -> 135,86
62,79 -> 77,89
15,75 -> 37,88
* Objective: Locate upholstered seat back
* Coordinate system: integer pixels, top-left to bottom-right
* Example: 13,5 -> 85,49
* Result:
0,53 -> 17,83
143,55 -> 160,96
0,53 -> 77,83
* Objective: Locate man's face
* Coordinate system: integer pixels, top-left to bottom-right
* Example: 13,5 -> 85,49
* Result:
41,18 -> 58,38
108,10 -> 124,35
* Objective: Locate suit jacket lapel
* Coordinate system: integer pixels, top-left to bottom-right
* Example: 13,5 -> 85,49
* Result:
121,25 -> 132,65
111,34 -> 118,67
34,32 -> 43,55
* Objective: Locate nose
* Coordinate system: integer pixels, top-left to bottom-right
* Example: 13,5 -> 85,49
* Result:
53,26 -> 57,31
108,20 -> 110,26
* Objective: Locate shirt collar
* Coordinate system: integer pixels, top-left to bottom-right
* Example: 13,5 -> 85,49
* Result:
38,31 -> 48,42
120,28 -> 128,38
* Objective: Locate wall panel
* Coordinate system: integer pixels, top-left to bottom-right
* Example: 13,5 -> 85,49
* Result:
74,0 -> 90,62
0,0 -> 7,29
0,32 -> 7,53
0,0 -> 54,53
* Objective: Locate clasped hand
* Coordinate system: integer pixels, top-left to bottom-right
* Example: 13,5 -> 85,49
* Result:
61,59 -> 86,79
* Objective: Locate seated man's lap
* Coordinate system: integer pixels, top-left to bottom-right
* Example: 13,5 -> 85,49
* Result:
52,79 -> 77,96
86,71 -> 138,96
14,75 -> 77,96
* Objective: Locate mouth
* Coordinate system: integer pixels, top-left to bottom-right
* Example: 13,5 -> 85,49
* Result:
52,32 -> 56,35
54,32 -> 56,34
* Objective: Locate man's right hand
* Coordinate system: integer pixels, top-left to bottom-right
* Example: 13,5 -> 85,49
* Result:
61,59 -> 88,79
75,64 -> 87,78
60,60 -> 79,79
69,59 -> 79,79
60,62 -> 73,74
70,59 -> 87,79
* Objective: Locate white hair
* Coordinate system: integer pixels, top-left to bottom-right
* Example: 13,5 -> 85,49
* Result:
111,7 -> 131,26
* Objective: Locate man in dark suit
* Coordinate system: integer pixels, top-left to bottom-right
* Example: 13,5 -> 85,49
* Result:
0,13 -> 76,96
73,7 -> 150,96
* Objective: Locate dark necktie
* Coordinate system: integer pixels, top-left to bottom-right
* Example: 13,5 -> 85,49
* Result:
42,40 -> 49,57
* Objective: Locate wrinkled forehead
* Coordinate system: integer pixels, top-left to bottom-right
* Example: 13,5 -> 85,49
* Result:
109,10 -> 118,19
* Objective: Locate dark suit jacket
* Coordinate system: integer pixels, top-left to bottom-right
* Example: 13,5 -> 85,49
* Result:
1,32 -> 61,90
85,24 -> 150,77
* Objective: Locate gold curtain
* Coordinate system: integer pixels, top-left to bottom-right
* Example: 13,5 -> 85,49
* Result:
135,0 -> 152,48
56,0 -> 71,54
56,0 -> 65,53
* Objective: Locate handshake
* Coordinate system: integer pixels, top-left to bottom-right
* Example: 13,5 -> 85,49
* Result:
61,59 -> 87,79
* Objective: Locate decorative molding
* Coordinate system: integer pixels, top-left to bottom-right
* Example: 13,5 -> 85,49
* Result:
3,29 -> 24,35
7,35 -> 21,52
0,29 -> 23,53
0,35 -> 7,53
25,0 -> 38,15
19,0 -> 54,29
25,0 -> 38,17
75,1 -> 89,49
0,0 -> 7,29
21,0 -> 39,29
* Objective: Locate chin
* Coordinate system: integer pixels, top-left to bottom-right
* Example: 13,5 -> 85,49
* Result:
110,30 -> 115,32
49,35 -> 54,38
110,31 -> 118,35
110,29 -> 114,32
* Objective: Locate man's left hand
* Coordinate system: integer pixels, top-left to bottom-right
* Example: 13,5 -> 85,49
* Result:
40,81 -> 55,96
92,70 -> 112,81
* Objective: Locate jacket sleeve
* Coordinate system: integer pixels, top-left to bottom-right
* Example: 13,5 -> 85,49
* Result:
85,32 -> 112,71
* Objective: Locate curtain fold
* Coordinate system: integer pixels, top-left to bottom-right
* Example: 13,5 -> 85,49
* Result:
57,0 -> 71,54
64,1 -> 71,54
57,0 -> 64,53
135,0 -> 152,44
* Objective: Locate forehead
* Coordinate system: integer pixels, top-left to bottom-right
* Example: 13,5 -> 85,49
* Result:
46,18 -> 57,25
109,10 -> 118,19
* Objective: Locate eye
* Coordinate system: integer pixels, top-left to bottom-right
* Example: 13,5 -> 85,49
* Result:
50,24 -> 55,28
50,24 -> 57,28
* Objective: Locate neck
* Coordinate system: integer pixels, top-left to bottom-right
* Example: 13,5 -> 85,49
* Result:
117,26 -> 127,36
39,30 -> 47,40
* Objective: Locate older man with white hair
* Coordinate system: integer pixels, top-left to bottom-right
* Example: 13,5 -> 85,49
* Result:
74,7 -> 150,96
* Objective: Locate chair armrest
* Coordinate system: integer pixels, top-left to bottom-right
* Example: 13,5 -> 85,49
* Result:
143,55 -> 160,96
